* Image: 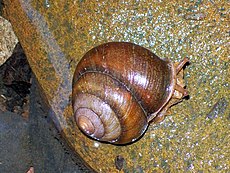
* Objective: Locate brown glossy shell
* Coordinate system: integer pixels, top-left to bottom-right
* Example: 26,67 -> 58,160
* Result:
72,42 -> 175,144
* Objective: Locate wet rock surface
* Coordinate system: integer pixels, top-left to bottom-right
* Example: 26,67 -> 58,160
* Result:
0,44 -> 92,172
2,0 -> 229,172
28,76 -> 92,173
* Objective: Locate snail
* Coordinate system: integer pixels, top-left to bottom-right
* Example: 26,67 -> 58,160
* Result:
72,42 -> 189,144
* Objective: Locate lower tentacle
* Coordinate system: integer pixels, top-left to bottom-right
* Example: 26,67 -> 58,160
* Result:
174,84 -> 188,97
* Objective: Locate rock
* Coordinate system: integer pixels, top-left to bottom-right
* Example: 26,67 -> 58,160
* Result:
0,16 -> 18,66
0,110 -> 31,173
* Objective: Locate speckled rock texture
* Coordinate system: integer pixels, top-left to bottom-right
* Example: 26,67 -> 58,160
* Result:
0,16 -> 18,66
2,0 -> 229,172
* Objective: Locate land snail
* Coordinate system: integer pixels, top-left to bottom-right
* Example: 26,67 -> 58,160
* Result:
72,42 -> 189,144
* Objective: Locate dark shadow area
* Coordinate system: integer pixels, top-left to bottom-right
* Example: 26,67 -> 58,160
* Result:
0,0 -> 3,16
0,43 -> 93,173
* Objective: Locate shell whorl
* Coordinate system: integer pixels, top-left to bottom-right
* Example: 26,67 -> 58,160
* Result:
73,72 -> 148,144
74,93 -> 121,141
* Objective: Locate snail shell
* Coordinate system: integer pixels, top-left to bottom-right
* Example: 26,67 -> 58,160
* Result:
72,42 -> 189,144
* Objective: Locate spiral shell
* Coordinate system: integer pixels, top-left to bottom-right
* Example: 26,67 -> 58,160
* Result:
72,42 -> 188,144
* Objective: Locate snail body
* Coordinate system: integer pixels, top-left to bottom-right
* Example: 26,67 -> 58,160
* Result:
72,42 -> 189,144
